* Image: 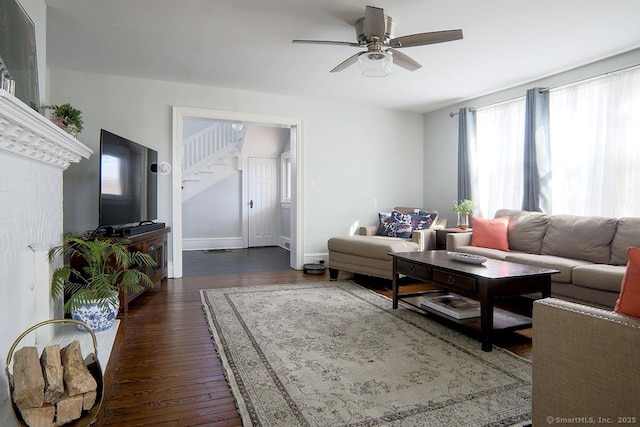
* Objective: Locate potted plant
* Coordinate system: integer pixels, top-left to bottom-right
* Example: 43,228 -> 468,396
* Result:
43,103 -> 84,137
452,199 -> 474,230
49,232 -> 157,331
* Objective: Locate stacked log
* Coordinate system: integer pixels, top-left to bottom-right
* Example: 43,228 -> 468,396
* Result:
11,341 -> 98,427
41,345 -> 64,404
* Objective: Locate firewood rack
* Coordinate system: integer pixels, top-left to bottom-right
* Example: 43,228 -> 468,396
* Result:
5,319 -> 104,427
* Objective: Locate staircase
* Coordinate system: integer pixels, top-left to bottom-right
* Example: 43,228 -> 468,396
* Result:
182,122 -> 246,201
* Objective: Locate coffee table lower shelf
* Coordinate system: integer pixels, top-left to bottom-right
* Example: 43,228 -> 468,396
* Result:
400,295 -> 533,333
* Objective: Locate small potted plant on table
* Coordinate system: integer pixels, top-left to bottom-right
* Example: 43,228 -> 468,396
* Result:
452,199 -> 474,230
49,232 -> 157,331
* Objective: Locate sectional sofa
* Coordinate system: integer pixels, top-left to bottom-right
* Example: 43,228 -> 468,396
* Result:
446,209 -> 640,309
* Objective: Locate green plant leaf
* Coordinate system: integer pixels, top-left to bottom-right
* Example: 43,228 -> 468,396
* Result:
49,232 -> 157,314
452,199 -> 474,215
42,103 -> 84,135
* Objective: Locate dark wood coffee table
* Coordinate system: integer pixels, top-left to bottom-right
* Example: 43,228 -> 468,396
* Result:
391,251 -> 559,351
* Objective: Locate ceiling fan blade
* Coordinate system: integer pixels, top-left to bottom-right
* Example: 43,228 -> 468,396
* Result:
292,40 -> 361,47
388,49 -> 422,71
330,52 -> 361,73
364,6 -> 385,40
390,29 -> 463,48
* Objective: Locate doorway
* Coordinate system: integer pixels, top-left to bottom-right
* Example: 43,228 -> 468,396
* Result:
171,107 -> 304,278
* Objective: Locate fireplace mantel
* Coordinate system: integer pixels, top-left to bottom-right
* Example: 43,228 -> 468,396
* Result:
0,89 -> 92,169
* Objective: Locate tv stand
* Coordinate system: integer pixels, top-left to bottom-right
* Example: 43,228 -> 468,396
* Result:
74,227 -> 170,313
119,227 -> 170,313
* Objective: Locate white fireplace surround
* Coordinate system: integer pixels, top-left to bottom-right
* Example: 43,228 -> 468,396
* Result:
0,89 -> 91,169
0,88 -> 92,418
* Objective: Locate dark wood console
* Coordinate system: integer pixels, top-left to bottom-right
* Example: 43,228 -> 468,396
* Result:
119,227 -> 170,313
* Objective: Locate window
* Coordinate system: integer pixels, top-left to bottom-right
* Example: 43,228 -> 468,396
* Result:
548,67 -> 640,216
471,66 -> 640,218
474,98 -> 525,218
280,151 -> 292,203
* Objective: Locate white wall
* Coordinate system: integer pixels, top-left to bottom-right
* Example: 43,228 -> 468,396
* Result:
183,172 -> 242,243
423,48 -> 640,226
50,69 -> 424,263
242,125 -> 289,157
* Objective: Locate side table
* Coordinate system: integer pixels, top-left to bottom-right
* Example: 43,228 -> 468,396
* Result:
435,228 -> 472,250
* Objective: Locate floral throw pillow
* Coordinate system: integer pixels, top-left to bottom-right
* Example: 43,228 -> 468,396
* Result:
376,212 -> 392,235
391,210 -> 413,224
413,210 -> 439,230
392,210 -> 438,231
376,212 -> 414,238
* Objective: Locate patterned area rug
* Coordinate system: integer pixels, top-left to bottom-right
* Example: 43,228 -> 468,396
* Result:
200,281 -> 532,426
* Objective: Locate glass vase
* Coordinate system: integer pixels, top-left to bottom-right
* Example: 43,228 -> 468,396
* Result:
457,213 -> 469,230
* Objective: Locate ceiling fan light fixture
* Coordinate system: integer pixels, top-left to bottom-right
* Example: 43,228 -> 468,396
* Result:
294,6 -> 462,75
358,50 -> 392,77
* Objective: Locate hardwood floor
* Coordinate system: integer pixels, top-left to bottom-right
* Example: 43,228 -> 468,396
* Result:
95,269 -> 532,426
96,270 -> 324,426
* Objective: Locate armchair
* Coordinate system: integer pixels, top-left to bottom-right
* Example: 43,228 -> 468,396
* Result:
532,298 -> 640,424
327,207 -> 446,280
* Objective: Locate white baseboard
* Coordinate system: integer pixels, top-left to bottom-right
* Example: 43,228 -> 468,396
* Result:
304,252 -> 328,266
279,236 -> 291,250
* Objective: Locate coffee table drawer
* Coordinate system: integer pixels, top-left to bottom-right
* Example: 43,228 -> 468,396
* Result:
396,259 -> 431,279
432,268 -> 476,292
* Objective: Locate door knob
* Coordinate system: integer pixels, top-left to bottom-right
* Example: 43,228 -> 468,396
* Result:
250,200 -> 254,209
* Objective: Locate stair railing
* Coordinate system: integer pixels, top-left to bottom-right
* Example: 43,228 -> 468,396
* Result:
182,122 -> 246,174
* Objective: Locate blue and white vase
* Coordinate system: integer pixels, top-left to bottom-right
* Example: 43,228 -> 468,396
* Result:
71,293 -> 120,332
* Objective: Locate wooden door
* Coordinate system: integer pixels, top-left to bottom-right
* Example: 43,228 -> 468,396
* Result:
248,157 -> 278,247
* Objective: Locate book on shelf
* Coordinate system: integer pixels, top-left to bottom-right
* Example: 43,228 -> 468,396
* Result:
420,293 -> 481,319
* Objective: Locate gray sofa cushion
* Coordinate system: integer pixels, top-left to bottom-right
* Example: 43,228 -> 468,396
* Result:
504,253 -> 592,283
572,264 -> 625,293
610,217 -> 640,265
541,215 -> 617,264
549,283 -> 620,310
495,209 -> 550,254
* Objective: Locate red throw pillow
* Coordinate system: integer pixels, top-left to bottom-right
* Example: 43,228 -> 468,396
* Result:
614,247 -> 640,318
470,216 -> 510,251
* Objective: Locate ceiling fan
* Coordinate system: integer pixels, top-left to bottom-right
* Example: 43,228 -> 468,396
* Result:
292,5 -> 463,77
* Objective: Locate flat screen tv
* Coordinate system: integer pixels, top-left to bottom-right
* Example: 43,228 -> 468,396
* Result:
99,129 -> 158,227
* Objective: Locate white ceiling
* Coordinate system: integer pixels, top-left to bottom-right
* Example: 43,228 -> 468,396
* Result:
43,0 -> 640,113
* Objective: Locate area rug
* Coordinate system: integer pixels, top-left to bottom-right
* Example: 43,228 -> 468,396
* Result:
200,281 -> 532,426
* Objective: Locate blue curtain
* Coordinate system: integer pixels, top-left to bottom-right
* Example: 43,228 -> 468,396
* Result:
457,107 -> 477,202
522,88 -> 551,212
